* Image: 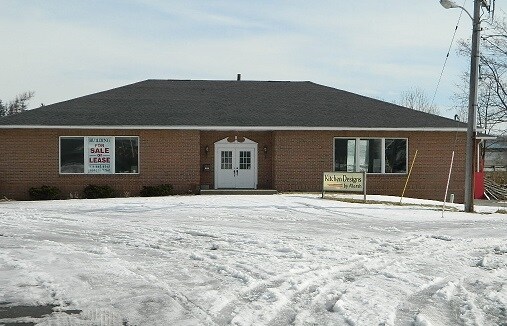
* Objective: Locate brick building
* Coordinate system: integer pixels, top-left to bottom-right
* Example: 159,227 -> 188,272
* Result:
0,79 -> 477,201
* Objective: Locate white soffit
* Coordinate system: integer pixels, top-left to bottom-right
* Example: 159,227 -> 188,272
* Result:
0,125 -> 468,132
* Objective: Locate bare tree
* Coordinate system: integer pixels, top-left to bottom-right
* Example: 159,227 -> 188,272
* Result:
453,16 -> 507,137
0,91 -> 35,117
453,16 -> 507,165
397,87 -> 440,115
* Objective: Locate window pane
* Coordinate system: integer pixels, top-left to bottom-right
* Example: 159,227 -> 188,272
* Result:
115,137 -> 139,173
221,151 -> 232,169
60,137 -> 84,173
357,140 -> 367,172
335,139 -> 356,172
358,139 -> 382,173
239,151 -> 251,170
385,139 -> 407,173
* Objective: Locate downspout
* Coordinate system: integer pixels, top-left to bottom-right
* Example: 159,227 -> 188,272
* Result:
477,139 -> 484,172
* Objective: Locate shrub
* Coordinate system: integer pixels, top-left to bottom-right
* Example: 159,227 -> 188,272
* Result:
83,184 -> 115,199
140,184 -> 173,197
29,185 -> 61,200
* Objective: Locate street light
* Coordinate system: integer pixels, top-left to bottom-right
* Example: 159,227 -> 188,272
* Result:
440,0 -> 487,212
440,0 -> 474,18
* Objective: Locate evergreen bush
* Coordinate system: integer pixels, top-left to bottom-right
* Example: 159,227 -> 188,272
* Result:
83,184 -> 115,199
29,185 -> 61,200
140,184 -> 173,197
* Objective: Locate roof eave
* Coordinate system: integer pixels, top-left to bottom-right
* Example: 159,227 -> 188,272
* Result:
0,125 -> 468,132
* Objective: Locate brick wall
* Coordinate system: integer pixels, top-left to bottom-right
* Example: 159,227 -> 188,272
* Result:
0,128 -> 467,202
0,129 -> 200,200
272,131 -> 333,192
273,130 -> 467,202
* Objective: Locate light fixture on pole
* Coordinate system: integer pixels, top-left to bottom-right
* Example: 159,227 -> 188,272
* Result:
440,0 -> 457,9
440,0 -> 474,18
439,0 -> 489,212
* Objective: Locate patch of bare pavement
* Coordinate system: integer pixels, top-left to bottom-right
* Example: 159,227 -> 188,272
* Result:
0,303 -> 81,326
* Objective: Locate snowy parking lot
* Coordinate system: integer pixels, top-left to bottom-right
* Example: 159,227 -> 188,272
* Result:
0,194 -> 506,325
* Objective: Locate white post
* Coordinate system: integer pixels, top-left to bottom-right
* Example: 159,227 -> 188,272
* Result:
442,151 -> 455,217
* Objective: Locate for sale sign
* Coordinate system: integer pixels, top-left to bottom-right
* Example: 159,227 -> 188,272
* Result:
86,137 -> 113,174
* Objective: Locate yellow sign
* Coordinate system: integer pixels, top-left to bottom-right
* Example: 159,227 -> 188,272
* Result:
323,172 -> 365,192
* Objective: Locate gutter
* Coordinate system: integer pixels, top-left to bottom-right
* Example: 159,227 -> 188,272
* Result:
0,125 -> 468,132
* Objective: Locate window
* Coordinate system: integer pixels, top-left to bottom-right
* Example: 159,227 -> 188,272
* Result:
334,138 -> 407,174
115,137 -> 139,173
60,137 -> 84,173
60,136 -> 139,174
385,139 -> 407,173
358,139 -> 382,173
221,151 -> 233,169
334,139 -> 356,172
239,151 -> 251,170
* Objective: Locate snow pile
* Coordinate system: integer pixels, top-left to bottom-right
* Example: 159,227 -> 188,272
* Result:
0,194 -> 506,325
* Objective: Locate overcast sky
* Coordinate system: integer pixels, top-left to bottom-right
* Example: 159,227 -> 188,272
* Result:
1,1 -> 504,118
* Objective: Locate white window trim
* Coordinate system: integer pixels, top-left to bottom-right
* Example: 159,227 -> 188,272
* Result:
59,136 -> 140,175
333,137 -> 408,175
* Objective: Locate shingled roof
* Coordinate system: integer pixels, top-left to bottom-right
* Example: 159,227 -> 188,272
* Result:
0,79 -> 465,130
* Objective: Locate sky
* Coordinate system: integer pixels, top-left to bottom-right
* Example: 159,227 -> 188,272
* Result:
1,1 -> 504,118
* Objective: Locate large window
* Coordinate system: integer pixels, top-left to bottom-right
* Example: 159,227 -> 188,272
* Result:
115,137 -> 139,173
60,137 -> 85,173
60,136 -> 139,174
334,138 -> 407,174
385,139 -> 407,173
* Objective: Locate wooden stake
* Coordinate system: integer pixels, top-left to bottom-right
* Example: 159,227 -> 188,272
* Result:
400,149 -> 418,204
442,151 -> 455,218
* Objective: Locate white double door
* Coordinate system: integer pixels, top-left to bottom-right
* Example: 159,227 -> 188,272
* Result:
214,138 -> 257,189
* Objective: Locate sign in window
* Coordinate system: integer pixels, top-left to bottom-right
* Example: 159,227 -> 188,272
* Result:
60,136 -> 139,174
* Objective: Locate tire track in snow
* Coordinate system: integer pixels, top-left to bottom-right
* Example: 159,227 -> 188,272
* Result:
184,225 -> 428,324
394,278 -> 461,326
210,259 -> 370,325
96,249 -> 221,326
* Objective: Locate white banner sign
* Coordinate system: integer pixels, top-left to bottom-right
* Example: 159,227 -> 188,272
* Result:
86,136 -> 113,174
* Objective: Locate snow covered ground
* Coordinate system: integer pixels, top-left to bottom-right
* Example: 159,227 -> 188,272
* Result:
0,194 -> 506,326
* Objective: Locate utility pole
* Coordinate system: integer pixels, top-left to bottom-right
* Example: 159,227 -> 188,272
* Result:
464,0 -> 481,212
440,0 -> 492,212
